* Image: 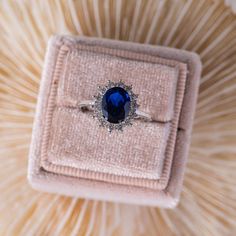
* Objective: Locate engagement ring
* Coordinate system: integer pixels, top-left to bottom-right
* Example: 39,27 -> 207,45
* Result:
79,81 -> 153,132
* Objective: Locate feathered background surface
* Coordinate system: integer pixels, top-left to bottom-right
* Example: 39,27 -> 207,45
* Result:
0,0 -> 236,235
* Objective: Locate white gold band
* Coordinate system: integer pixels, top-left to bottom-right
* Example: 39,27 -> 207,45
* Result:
78,100 -> 153,122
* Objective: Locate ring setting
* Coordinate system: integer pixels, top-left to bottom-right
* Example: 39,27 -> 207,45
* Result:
79,81 -> 152,132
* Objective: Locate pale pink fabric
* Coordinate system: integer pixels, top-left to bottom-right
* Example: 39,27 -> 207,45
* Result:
28,35 -> 201,207
49,110 -> 170,180
57,50 -> 178,122
48,47 -> 179,182
39,42 -> 187,190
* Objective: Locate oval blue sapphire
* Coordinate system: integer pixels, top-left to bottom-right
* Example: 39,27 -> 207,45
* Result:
102,87 -> 131,124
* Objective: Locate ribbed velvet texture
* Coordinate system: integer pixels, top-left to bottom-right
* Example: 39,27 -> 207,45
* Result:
28,35 -> 201,207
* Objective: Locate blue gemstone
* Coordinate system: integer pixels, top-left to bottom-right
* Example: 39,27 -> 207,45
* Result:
102,87 -> 131,124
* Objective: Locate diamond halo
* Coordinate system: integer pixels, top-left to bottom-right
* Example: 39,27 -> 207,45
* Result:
93,80 -> 138,132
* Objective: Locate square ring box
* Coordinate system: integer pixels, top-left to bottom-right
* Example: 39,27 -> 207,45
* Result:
28,35 -> 201,208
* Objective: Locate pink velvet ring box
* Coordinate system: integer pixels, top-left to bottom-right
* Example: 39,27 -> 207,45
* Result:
28,35 -> 201,208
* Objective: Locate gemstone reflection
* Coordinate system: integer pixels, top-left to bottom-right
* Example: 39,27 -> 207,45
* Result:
102,87 -> 131,124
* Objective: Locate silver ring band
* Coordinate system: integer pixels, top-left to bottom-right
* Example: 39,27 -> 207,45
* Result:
78,100 -> 152,122
77,81 -> 153,132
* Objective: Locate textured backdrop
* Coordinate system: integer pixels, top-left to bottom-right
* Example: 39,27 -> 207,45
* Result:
0,0 -> 236,235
